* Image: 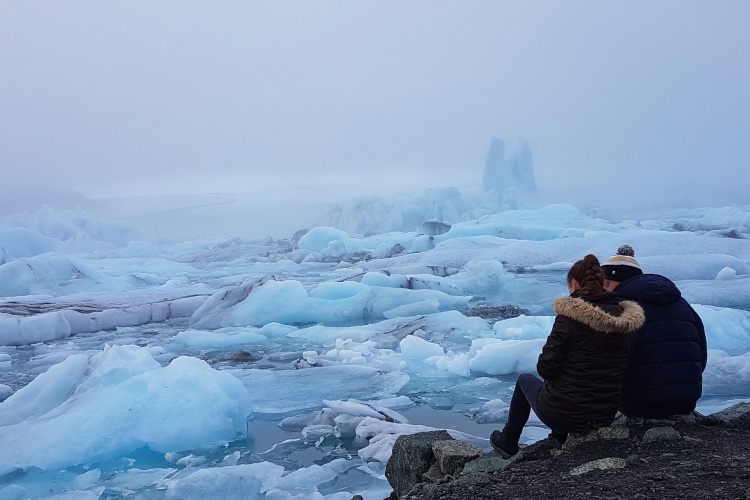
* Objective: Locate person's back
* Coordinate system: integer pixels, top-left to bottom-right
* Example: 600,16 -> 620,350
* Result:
601,246 -> 707,418
537,291 -> 641,430
614,274 -> 706,417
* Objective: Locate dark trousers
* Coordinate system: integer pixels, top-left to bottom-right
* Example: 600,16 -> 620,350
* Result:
503,373 -> 567,445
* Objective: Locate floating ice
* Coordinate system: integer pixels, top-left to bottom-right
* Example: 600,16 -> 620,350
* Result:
0,197 -> 748,499
0,345 -> 252,474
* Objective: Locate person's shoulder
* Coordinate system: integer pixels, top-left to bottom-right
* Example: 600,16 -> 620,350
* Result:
553,293 -> 623,314
553,295 -> 644,333
616,274 -> 681,302
623,273 -> 675,287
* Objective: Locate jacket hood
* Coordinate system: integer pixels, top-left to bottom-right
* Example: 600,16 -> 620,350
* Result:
614,274 -> 682,305
553,297 -> 645,334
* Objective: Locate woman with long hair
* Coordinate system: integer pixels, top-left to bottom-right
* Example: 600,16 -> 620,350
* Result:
490,254 -> 645,457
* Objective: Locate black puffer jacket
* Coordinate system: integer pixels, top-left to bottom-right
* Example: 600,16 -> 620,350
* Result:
614,274 -> 707,418
536,293 -> 645,433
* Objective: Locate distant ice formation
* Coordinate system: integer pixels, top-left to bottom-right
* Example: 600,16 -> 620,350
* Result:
482,137 -> 536,208
325,137 -> 538,234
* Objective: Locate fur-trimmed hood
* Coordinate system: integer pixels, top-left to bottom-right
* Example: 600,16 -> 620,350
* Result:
553,297 -> 645,334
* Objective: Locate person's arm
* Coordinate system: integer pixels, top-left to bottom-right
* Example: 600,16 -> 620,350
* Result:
693,308 -> 707,371
537,316 -> 571,381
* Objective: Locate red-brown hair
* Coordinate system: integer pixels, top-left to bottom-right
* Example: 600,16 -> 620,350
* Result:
567,254 -> 605,296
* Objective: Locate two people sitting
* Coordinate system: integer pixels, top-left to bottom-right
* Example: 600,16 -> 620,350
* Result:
491,246 -> 707,458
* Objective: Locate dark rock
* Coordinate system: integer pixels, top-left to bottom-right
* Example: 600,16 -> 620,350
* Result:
390,243 -> 406,256
461,304 -> 528,321
404,472 -> 494,500
203,350 -> 262,364
290,228 -> 309,248
462,452 -> 512,474
385,430 -> 452,498
513,435 -> 563,460
421,462 -> 443,483
721,228 -> 744,239
420,220 -> 451,236
628,412 -> 700,427
642,426 -> 682,443
704,401 -> 750,429
568,456 -> 627,476
385,403 -> 750,499
432,440 -> 483,476
563,425 -> 630,450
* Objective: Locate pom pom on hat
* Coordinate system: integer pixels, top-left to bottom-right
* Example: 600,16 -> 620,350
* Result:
602,245 -> 643,282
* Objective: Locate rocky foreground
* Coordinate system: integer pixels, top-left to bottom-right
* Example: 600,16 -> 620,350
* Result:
380,403 -> 750,499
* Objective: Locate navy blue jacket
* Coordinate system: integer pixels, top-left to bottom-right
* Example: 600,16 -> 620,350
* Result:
615,274 -> 707,418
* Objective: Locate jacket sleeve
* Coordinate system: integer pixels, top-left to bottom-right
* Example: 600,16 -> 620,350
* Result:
693,307 -> 708,371
537,315 -> 571,381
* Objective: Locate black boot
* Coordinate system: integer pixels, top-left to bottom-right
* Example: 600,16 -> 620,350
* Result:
549,430 -> 567,444
490,429 -> 519,458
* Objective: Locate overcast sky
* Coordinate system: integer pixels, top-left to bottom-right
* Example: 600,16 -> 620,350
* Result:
1,1 -> 748,210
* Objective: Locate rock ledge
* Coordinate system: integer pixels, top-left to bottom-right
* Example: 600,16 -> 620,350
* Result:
382,402 -> 750,499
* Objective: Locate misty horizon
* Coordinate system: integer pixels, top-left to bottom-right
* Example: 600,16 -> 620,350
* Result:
2,1 -> 748,223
